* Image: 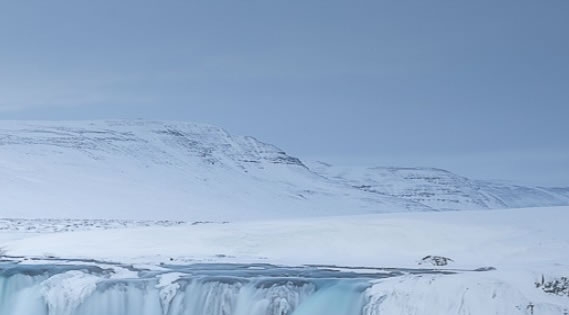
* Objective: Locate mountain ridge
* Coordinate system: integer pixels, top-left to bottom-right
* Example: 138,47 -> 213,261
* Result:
0,120 -> 426,219
0,120 -> 567,219
308,161 -> 569,211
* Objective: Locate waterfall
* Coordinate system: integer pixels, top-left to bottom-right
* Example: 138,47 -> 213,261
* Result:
0,262 -> 370,315
3,261 -> 567,314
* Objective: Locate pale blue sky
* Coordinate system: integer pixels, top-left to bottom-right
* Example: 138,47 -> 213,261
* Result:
1,0 -> 568,186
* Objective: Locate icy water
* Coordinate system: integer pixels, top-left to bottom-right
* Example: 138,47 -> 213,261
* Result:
0,260 -> 450,315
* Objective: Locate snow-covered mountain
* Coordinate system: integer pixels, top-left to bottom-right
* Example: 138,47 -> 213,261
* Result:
309,162 -> 569,211
0,120 -> 567,220
0,120 -> 425,220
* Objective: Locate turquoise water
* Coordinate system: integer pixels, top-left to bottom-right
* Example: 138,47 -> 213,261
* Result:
0,261 -> 453,315
0,262 -> 376,315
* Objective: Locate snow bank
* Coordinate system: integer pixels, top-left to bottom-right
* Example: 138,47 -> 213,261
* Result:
363,272 -> 569,315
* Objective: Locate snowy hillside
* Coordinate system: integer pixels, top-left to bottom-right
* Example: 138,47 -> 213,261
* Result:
0,120 -> 424,220
1,120 -> 567,220
309,162 -> 569,211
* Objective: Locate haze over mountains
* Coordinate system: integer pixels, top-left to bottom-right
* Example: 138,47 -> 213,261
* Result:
1,120 -> 567,220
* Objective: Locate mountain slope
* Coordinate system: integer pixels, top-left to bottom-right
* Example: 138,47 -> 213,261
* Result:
308,162 -> 569,210
0,120 -> 426,220
1,120 -> 567,220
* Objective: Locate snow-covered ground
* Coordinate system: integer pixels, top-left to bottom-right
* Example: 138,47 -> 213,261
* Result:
1,206 -> 568,314
0,218 -> 187,233
3,206 -> 568,269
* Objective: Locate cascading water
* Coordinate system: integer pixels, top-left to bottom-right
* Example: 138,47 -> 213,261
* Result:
0,261 -> 393,315
4,260 -> 544,315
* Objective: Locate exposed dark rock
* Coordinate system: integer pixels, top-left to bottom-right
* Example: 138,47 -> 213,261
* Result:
419,255 -> 454,266
536,276 -> 569,297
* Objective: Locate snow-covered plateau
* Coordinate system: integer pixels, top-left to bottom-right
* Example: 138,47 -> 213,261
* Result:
1,120 -> 567,220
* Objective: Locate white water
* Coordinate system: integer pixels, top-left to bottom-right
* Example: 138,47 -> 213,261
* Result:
3,262 -> 566,315
0,266 -> 368,315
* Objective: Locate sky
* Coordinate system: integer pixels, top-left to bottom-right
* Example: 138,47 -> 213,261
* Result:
0,0 -> 568,186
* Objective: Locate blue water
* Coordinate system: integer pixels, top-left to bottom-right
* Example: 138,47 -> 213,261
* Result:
0,261 -> 449,315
